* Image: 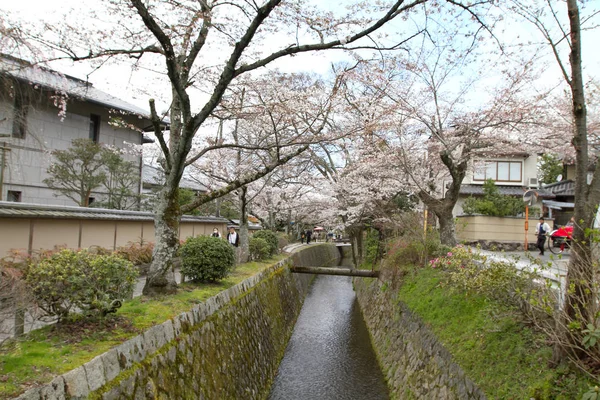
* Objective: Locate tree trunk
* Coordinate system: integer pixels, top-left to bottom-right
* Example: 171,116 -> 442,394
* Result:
143,187 -> 179,295
267,191 -> 275,230
436,208 -> 457,247
564,0 -> 596,338
348,225 -> 364,267
238,187 -> 250,263
215,198 -> 221,218
417,152 -> 467,248
285,209 -> 292,235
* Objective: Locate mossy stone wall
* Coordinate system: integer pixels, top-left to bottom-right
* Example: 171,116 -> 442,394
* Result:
354,278 -> 486,400
16,244 -> 340,400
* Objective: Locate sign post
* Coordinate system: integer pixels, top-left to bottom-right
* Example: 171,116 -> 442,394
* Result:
423,208 -> 428,238
523,190 -> 537,251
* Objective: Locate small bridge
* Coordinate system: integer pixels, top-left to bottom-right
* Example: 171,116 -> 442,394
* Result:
290,266 -> 379,278
284,242 -> 379,278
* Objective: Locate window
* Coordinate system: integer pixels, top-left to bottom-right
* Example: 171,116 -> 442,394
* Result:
89,114 -> 100,142
12,92 -> 28,139
88,197 -> 95,206
7,190 -> 22,202
473,161 -> 522,183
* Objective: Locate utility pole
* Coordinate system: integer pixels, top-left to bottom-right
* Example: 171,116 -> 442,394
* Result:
0,134 -> 11,201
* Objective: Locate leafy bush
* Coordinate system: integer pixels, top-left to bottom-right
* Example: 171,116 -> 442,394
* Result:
252,230 -> 278,256
180,236 -> 235,282
276,232 -> 289,251
249,237 -> 271,261
384,228 -> 441,270
25,249 -> 138,321
364,228 -> 381,266
430,246 -> 540,313
116,240 -> 154,265
463,179 -> 525,217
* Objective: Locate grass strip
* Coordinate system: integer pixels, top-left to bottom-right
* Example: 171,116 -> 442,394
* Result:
0,254 -> 287,399
397,267 -> 590,400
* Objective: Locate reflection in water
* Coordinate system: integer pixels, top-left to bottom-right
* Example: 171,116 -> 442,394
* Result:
268,264 -> 389,400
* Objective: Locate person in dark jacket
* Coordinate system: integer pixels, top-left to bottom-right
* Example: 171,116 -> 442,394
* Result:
305,229 -> 312,244
535,217 -> 551,256
227,227 -> 239,247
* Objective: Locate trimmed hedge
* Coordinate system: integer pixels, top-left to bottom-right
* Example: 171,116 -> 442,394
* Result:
252,230 -> 278,256
249,237 -> 270,261
25,249 -> 138,320
180,236 -> 235,282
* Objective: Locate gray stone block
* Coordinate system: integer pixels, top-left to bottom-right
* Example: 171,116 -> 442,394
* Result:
40,376 -> 66,399
101,349 -> 121,382
14,387 -> 42,400
101,386 -> 122,400
162,319 -> 175,343
143,323 -> 166,354
119,375 -> 136,397
129,335 -> 147,363
83,355 -> 106,392
172,314 -> 183,336
62,366 -> 90,398
114,336 -> 141,370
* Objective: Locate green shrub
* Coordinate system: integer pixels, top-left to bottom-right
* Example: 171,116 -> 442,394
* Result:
462,179 -> 525,217
384,229 -> 441,270
116,240 -> 154,265
180,236 -> 235,282
430,245 -> 540,313
364,228 -> 380,266
25,249 -> 138,321
276,232 -> 289,251
252,230 -> 278,256
249,237 -> 271,261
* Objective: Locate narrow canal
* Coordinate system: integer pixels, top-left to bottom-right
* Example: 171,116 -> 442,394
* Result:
268,259 -> 389,400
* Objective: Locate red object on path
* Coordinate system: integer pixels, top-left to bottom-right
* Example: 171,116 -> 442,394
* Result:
553,226 -> 573,239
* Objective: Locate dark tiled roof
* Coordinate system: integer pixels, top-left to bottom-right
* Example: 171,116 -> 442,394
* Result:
0,201 -> 227,223
459,184 -> 555,199
0,54 -> 169,128
227,219 -> 263,230
543,179 -> 575,196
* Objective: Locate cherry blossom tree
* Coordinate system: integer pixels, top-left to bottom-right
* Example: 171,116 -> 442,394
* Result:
7,0 -> 502,294
189,71 -> 346,261
345,29 -> 548,244
504,0 -> 600,364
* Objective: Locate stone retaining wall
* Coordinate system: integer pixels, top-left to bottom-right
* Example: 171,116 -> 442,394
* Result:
354,278 -> 486,400
16,244 -> 340,400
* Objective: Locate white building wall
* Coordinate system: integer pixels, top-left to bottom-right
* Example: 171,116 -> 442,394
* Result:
462,155 -> 536,187
0,96 -> 144,207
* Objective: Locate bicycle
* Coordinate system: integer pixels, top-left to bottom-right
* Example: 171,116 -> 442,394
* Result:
547,225 -> 573,255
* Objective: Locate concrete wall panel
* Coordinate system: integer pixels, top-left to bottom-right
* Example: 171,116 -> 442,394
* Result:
31,220 -> 80,252
115,222 -> 144,248
0,218 -> 30,256
80,221 -> 116,250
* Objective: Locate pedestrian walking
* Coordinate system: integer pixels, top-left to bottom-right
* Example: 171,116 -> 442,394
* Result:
535,217 -> 551,256
306,230 -> 312,244
227,227 -> 239,247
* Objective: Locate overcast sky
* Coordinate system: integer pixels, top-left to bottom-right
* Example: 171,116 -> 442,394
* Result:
4,0 -> 599,115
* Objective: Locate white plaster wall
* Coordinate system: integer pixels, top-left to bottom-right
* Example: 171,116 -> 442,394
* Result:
462,155 -> 535,186
1,96 -> 144,206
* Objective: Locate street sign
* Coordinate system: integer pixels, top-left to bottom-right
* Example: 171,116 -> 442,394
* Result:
523,190 -> 537,206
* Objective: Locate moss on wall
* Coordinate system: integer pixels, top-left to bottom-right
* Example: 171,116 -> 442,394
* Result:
354,277 -> 486,400
56,244 -> 339,400
16,244 -> 341,400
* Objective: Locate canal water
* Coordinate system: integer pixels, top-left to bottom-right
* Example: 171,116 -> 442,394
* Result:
268,260 -> 389,400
